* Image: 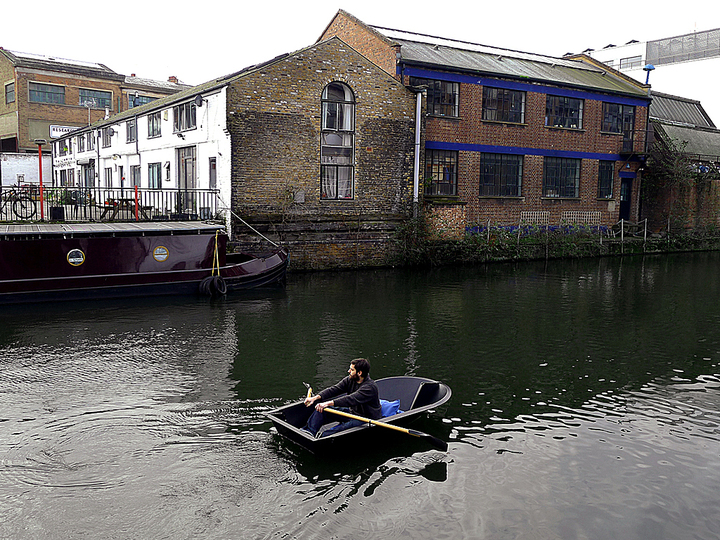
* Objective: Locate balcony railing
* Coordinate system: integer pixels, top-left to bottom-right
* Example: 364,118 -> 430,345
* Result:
0,185 -> 221,223
620,127 -> 654,154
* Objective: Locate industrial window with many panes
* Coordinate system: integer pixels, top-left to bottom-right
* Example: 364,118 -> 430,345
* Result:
409,77 -> 459,117
29,82 -> 64,104
480,153 -> 523,197
546,95 -> 584,129
424,149 -> 458,196
543,157 -> 580,198
598,161 -> 614,199
482,87 -> 525,123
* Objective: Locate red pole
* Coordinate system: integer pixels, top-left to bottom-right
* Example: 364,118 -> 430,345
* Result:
38,143 -> 44,221
134,184 -> 139,221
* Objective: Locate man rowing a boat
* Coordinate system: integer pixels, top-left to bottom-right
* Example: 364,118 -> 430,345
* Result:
303,358 -> 382,437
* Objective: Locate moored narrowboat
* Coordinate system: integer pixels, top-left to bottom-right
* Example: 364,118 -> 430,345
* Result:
0,221 -> 288,303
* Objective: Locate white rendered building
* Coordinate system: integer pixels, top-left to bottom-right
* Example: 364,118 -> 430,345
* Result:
52,83 -> 231,223
584,28 -> 720,125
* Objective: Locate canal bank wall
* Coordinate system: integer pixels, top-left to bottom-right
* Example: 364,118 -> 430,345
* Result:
229,216 -> 404,271
392,222 -> 720,267
230,216 -> 720,271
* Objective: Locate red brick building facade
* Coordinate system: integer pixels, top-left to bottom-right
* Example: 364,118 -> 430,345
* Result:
321,10 -> 652,233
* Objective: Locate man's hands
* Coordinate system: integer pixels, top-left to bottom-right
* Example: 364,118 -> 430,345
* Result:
315,400 -> 333,412
303,394 -> 333,412
304,394 -> 319,407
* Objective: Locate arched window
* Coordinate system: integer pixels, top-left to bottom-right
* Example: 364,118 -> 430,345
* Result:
321,82 -> 355,200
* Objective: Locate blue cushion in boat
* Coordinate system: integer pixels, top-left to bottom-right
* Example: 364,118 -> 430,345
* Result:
380,399 -> 401,417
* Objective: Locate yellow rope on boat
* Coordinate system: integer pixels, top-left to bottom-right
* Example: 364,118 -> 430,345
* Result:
212,230 -> 220,277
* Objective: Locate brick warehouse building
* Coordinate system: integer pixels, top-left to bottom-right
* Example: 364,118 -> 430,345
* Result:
1,48 -> 188,155
320,11 -> 652,233
51,37 -> 418,270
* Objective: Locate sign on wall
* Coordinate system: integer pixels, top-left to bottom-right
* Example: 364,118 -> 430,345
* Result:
50,125 -> 80,139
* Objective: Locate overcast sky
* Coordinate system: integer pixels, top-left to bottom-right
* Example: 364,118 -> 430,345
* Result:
3,0 -> 716,86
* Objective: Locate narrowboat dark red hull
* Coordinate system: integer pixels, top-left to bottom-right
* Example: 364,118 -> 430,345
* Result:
0,222 -> 288,303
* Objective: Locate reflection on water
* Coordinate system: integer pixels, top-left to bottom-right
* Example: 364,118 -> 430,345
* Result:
1,253 -> 720,539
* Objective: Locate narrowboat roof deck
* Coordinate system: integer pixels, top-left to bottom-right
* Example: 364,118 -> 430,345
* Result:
0,221 -> 226,240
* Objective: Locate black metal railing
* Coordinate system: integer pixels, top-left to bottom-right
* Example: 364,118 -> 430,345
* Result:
620,127 -> 654,154
0,185 -> 221,223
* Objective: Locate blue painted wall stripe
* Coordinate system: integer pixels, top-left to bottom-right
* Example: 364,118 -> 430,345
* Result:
404,66 -> 650,107
425,140 -> 626,161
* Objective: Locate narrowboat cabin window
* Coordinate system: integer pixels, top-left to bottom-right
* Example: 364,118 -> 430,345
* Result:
321,82 -> 355,200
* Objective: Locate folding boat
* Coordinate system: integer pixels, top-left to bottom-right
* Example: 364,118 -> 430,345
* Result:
267,376 -> 452,453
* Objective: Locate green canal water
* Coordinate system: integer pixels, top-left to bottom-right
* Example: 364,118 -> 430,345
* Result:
1,253 -> 720,539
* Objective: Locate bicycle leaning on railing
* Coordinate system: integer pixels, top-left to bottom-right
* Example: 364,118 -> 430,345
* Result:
0,185 -> 37,220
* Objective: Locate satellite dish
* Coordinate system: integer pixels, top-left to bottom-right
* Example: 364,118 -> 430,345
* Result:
194,95 -> 203,108
108,127 -> 115,136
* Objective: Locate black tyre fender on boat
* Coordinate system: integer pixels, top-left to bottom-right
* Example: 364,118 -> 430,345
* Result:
199,275 -> 227,297
213,276 -> 227,296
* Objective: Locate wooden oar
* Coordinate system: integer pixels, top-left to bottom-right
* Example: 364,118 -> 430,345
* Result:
325,407 -> 448,451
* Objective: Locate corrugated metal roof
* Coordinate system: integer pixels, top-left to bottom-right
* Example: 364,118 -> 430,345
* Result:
655,122 -> 720,158
375,27 -> 648,97
1,48 -> 124,82
650,92 -> 715,128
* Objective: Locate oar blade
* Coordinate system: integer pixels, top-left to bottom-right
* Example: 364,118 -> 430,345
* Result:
407,429 -> 448,451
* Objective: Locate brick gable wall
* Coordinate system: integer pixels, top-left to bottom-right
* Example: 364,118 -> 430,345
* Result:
226,38 -> 417,269
319,12 -> 399,78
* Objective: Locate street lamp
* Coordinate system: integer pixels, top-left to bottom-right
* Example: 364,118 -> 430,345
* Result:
34,138 -> 47,221
643,64 -> 655,85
